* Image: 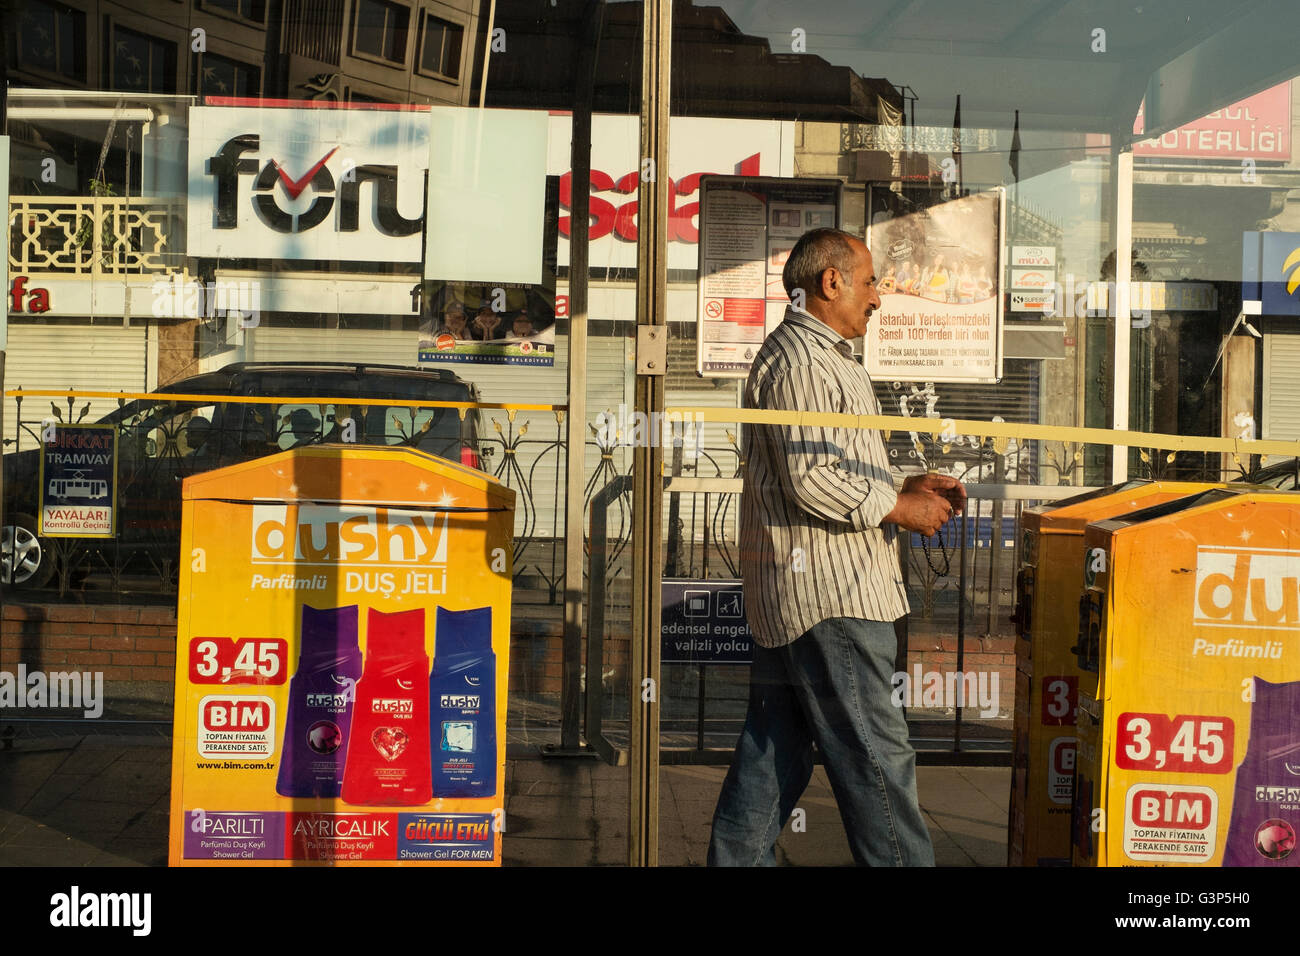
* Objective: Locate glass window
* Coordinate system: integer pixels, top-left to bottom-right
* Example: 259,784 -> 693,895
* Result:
196,52 -> 262,98
110,25 -> 178,93
353,0 -> 409,65
418,13 -> 462,81
12,0 -> 86,82
202,0 -> 267,24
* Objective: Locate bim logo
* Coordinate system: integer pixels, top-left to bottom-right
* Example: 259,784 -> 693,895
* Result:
251,504 -> 449,567
1194,547 -> 1300,630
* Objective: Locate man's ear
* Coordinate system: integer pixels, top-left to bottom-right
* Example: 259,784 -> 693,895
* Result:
820,267 -> 839,301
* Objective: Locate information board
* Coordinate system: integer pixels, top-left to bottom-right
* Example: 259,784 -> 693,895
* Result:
696,176 -> 841,377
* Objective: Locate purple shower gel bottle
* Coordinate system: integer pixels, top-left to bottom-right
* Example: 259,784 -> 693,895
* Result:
276,605 -> 363,799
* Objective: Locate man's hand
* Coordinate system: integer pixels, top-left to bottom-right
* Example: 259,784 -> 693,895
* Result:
901,473 -> 967,515
884,473 -> 967,537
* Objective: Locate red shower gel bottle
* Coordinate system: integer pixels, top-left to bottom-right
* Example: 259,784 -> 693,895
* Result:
340,607 -> 432,806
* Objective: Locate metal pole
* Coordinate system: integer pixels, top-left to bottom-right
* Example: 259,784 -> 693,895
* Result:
1110,147 -> 1133,484
955,510 -> 968,752
629,0 -> 671,868
559,0 -> 604,754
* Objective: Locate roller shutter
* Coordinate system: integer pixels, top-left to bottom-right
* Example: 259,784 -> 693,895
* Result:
4,324 -> 149,449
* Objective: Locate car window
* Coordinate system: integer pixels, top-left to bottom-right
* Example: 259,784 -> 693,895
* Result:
274,403 -> 337,451
118,402 -> 220,459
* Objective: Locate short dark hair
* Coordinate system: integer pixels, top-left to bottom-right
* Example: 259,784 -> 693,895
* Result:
782,228 -> 859,299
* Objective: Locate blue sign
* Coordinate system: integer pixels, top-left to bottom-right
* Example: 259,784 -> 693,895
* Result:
1242,231 -> 1300,316
661,579 -> 754,664
39,424 -> 117,538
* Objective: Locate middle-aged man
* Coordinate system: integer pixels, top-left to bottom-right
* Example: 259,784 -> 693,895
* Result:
708,227 -> 966,867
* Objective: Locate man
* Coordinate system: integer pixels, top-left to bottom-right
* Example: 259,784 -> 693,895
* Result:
708,227 -> 966,867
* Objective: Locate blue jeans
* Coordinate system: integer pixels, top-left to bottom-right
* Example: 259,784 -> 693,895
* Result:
708,617 -> 934,866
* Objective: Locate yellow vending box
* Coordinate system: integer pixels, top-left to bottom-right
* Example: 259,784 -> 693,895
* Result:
167,445 -> 515,866
1010,481 -> 1218,866
1072,487 -> 1300,867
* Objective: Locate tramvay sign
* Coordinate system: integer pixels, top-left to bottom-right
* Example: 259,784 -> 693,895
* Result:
187,106 -> 428,264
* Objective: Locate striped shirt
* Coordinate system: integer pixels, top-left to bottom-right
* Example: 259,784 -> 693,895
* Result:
740,306 -> 909,647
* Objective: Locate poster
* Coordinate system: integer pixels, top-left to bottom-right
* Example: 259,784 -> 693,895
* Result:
167,446 -> 515,866
418,177 -> 559,367
418,282 -> 556,367
38,424 -> 117,538
696,175 -> 842,377
865,187 -> 1005,384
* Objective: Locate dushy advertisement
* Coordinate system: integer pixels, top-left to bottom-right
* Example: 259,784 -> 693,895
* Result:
167,445 -> 514,866
1072,489 -> 1300,867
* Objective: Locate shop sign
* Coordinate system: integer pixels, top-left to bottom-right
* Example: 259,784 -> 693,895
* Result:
1242,230 -> 1300,316
188,106 -> 428,263
1134,83 -> 1291,160
549,115 -> 795,272
8,276 -> 50,313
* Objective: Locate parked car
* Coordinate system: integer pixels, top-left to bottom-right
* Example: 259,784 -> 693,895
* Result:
1,362 -> 485,590
1246,456 -> 1300,489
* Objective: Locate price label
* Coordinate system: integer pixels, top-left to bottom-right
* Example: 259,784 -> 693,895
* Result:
1114,713 -> 1234,775
1041,675 -> 1078,726
188,637 -> 288,686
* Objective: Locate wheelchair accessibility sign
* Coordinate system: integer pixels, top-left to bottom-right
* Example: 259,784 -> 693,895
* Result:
662,579 -> 753,664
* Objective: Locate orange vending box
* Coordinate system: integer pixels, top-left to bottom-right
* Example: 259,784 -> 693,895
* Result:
1010,481 -> 1217,866
167,445 -> 515,866
1072,488 -> 1300,867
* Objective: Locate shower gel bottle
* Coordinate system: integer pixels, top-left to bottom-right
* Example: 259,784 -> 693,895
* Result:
429,606 -> 497,797
276,604 -> 363,799
341,607 -> 432,806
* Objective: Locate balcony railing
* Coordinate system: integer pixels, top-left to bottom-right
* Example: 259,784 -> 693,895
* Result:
9,195 -> 184,276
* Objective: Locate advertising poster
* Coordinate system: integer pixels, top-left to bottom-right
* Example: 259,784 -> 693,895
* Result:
696,175 -> 841,377
419,177 -> 559,368
865,187 -> 1005,383
38,423 -> 117,538
1071,490 -> 1300,867
167,446 -> 515,866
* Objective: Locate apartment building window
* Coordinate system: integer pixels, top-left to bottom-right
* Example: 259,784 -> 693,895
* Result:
202,0 -> 268,23
111,26 -> 178,93
417,12 -> 462,81
196,52 -> 262,98
13,0 -> 87,82
353,0 -> 409,65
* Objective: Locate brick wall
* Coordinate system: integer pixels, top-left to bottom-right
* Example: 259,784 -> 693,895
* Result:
1,603 -> 179,703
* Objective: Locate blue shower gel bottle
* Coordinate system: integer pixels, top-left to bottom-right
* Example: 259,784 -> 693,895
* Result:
429,606 -> 496,797
276,604 -> 363,798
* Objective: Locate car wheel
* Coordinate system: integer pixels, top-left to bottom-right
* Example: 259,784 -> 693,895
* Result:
1,513 -> 56,589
